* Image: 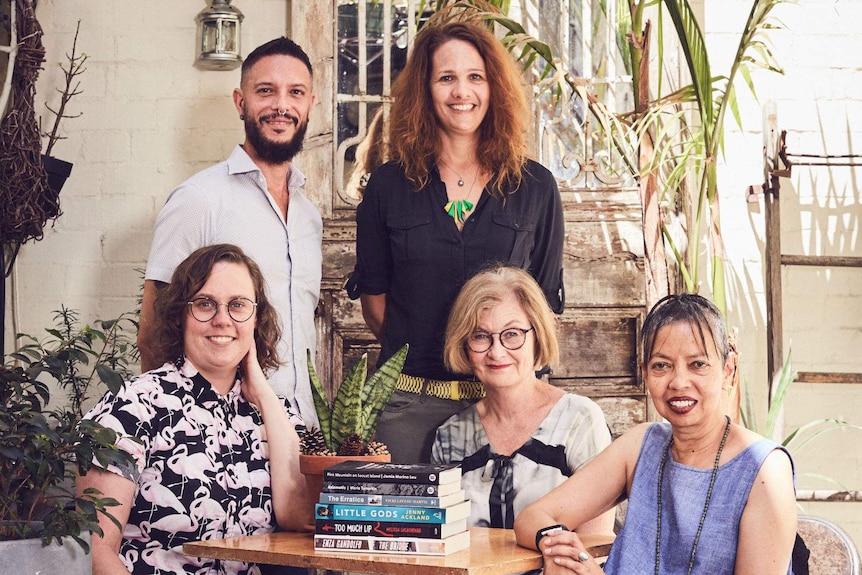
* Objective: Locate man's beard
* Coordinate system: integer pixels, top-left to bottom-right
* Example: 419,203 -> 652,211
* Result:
244,110 -> 309,164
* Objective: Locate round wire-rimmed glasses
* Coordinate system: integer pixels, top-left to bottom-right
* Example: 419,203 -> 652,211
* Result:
187,297 -> 257,323
467,327 -> 534,353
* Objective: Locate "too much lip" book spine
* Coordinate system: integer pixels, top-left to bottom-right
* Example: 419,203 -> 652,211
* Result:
315,517 -> 468,539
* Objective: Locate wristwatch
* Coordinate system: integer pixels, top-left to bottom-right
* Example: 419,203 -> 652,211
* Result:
535,524 -> 568,550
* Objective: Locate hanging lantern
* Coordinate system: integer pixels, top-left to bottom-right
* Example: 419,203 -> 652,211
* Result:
196,0 -> 244,70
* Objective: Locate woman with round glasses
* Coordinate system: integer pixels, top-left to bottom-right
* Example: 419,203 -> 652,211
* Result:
77,244 -> 309,574
431,266 -> 615,536
347,20 -> 565,464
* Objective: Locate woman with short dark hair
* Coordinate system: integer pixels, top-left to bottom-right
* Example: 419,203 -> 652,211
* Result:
514,294 -> 798,575
78,244 -> 307,574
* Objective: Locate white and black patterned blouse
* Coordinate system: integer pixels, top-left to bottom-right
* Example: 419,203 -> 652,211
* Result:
431,393 -> 611,529
83,356 -> 303,575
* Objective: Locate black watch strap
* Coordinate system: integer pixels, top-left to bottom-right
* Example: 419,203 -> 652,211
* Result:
535,524 -> 568,549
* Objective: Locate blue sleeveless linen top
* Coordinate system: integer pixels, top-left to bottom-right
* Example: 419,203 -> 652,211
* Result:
604,423 -> 795,575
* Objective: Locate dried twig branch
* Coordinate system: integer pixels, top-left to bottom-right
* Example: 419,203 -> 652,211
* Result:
41,19 -> 85,157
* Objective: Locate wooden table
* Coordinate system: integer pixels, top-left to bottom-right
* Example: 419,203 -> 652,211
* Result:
183,527 -> 615,575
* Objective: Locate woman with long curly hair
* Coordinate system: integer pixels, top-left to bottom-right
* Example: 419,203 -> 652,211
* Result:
347,20 -> 565,463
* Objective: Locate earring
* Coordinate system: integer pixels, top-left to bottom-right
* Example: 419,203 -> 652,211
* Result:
239,114 -> 245,120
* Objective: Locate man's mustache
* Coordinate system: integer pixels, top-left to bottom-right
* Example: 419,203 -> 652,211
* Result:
261,112 -> 299,124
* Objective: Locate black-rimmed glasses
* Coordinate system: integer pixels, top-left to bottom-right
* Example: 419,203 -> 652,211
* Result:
467,327 -> 534,353
187,297 -> 257,323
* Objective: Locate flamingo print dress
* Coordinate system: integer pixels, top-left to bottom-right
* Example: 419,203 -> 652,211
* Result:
83,356 -> 303,575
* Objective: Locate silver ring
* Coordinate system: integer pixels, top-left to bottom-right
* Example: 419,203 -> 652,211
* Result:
578,551 -> 590,562
277,109 -> 288,117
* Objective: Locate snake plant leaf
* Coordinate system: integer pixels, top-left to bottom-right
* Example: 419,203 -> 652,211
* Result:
360,344 -> 409,443
330,354 -> 368,453
307,349 -> 332,448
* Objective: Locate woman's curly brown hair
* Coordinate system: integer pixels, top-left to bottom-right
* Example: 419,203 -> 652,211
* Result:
387,20 -> 530,198
150,244 -> 282,374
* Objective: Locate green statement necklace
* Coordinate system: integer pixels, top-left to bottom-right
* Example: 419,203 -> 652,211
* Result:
440,159 -> 479,225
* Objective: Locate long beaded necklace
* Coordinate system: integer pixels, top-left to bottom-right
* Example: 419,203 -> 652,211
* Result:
654,415 -> 731,575
439,158 -> 480,225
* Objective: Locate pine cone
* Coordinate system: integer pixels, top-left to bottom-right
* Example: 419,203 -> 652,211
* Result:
299,427 -> 334,456
364,440 -> 390,456
337,433 -> 364,456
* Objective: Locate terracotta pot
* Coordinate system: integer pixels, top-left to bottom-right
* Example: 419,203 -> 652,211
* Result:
298,453 -> 391,529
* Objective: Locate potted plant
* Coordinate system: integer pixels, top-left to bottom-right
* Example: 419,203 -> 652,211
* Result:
298,345 -> 409,509
0,308 -> 137,574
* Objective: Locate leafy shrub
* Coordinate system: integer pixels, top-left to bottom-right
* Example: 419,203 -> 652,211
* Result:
0,308 -> 137,549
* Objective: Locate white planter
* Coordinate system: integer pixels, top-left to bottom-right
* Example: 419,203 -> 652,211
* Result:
0,532 -> 91,575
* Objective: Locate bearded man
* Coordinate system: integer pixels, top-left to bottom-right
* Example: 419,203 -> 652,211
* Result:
138,37 -> 322,427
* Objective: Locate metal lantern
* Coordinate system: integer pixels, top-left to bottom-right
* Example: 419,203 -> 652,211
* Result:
196,0 -> 244,70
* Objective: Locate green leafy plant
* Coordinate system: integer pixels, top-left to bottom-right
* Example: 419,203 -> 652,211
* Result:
0,308 -> 137,550
13,307 -> 138,417
302,344 -> 408,456
626,0 -> 790,312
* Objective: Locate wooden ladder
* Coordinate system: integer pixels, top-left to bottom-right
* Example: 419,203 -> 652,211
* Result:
761,123 -> 862,390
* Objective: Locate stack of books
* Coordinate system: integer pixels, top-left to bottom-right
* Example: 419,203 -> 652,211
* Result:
313,460 -> 471,555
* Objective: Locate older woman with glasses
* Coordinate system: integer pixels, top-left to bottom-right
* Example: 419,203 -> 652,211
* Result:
347,20 -> 565,464
77,244 -> 308,575
431,266 -> 615,535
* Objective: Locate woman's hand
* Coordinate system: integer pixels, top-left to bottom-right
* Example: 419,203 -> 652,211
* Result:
541,530 -> 606,575
239,343 -> 308,531
240,345 -> 275,409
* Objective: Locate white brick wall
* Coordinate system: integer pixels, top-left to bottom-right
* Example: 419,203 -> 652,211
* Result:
6,0 -> 290,333
709,0 -> 862,549
3,0 -> 861,554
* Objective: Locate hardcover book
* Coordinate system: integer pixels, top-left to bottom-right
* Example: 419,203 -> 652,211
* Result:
318,490 -> 466,509
315,518 -> 468,539
313,531 -> 471,556
321,480 -> 462,497
314,500 -> 471,524
322,461 -> 462,485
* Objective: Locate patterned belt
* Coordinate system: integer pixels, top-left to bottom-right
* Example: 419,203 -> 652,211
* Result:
395,374 -> 485,401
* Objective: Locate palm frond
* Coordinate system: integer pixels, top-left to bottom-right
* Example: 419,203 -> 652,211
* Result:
663,0 -> 714,130
783,419 -> 862,453
765,346 -> 795,439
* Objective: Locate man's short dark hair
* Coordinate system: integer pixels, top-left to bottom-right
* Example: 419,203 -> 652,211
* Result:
242,36 -> 313,77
